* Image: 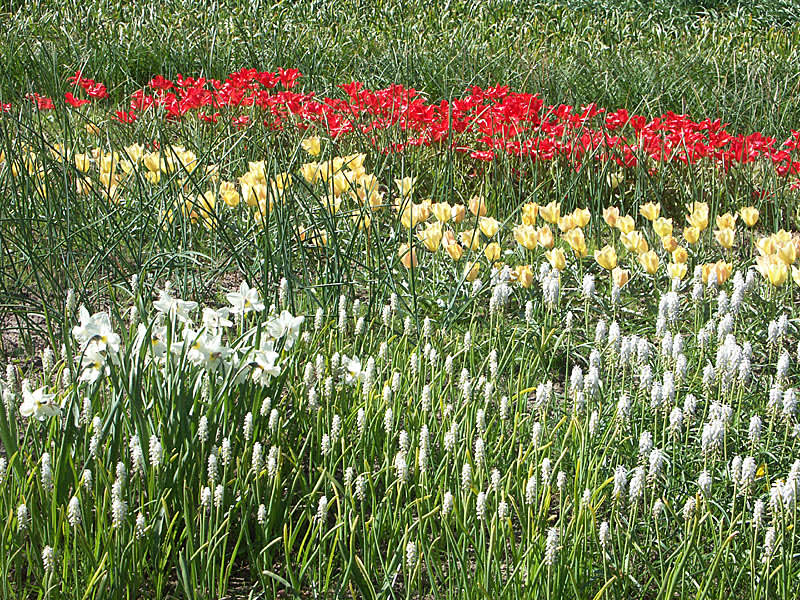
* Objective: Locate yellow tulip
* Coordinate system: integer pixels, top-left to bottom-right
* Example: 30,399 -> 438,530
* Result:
667,262 -> 688,280
792,265 -> 800,286
714,228 -> 735,250
661,235 -> 678,253
144,152 -> 162,173
219,181 -> 240,208
102,184 -> 118,203
594,245 -> 618,270
76,178 -> 92,195
432,202 -> 452,223
238,170 -> 258,190
347,166 -> 366,185
451,204 -> 466,224
329,171 -> 349,197
775,229 -> 793,244
639,202 -> 660,221
398,243 -> 418,269
353,213 -> 371,230
243,183 -> 265,207
686,201 -> 709,224
325,156 -> 343,173
464,261 -> 480,282
608,172 -> 624,189
539,201 -> 560,224
701,261 -> 732,284
653,217 -> 673,239
536,225 -> 555,249
484,242 -> 501,261
616,215 -> 635,234
603,206 -> 620,228
672,246 -> 688,264
513,224 -> 538,250
99,171 -> 117,189
778,241 -> 796,265
248,160 -> 267,180
638,250 -> 660,274
442,231 -> 463,261
558,214 -> 576,233
572,207 -> 591,228
351,174 -> 381,207
74,153 -> 91,172
460,228 -> 481,251
395,176 -> 416,198
687,209 -> 709,231
767,258 -> 788,286
700,263 -> 713,284
521,202 -> 539,225
343,153 -> 366,171
563,227 -> 587,257
684,226 -> 700,245
546,248 -> 567,271
118,158 -> 134,175
317,160 -> 335,182
98,152 -> 116,173
756,236 -> 776,256
99,172 -> 118,192
755,254 -> 771,277
620,230 -> 649,254
169,147 -> 188,173
301,135 -> 321,156
178,148 -> 198,173
417,222 -> 443,252
612,267 -> 630,288
321,192 -> 342,214
400,202 -> 430,228
517,265 -> 534,288
715,212 -> 737,230
478,216 -> 500,238
469,195 -> 487,216
740,206 -> 759,227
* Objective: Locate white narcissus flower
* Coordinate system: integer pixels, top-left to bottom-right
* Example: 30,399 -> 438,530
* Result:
250,344 -> 280,386
176,329 -> 231,371
226,281 -> 265,315
342,355 -> 363,386
153,289 -> 198,323
20,385 -> 60,420
201,336 -> 232,371
72,305 -> 121,354
202,307 -> 233,332
79,345 -> 110,383
134,321 -> 167,361
266,310 -> 305,348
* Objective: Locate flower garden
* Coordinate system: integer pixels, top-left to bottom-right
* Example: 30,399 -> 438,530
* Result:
3,2 -> 800,599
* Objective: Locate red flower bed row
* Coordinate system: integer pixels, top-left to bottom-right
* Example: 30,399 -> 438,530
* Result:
5,67 -> 800,180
